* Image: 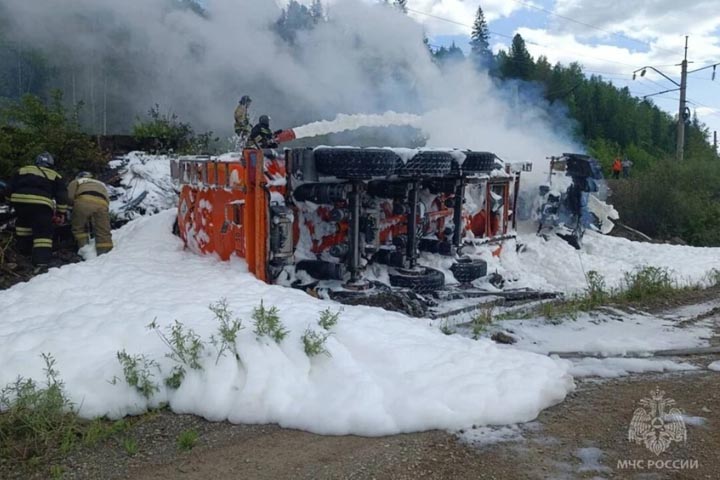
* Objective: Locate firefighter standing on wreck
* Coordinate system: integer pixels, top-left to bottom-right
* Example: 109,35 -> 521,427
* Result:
234,95 -> 252,139
8,152 -> 69,273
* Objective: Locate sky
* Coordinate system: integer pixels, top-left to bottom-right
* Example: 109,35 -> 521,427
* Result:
313,0 -> 720,146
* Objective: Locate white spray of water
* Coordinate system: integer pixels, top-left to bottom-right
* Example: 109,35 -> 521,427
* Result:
292,111 -> 422,139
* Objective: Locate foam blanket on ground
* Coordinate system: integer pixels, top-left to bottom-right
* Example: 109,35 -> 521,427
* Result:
0,211 -> 573,436
493,231 -> 720,294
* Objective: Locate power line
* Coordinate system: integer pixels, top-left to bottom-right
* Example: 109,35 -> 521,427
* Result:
506,0 -> 679,57
406,6 -> 638,68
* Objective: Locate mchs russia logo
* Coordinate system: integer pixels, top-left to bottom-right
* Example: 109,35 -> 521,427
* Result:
628,387 -> 687,456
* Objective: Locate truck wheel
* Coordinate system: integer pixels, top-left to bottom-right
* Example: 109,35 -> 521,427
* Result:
450,258 -> 488,283
398,151 -> 453,177
457,151 -> 498,174
389,266 -> 445,293
314,148 -> 400,179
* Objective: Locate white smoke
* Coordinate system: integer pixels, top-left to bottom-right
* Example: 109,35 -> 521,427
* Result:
0,0 -> 582,170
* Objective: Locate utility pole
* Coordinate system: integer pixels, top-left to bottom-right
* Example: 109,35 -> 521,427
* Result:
633,36 -> 719,162
677,36 -> 688,162
714,130 -> 718,155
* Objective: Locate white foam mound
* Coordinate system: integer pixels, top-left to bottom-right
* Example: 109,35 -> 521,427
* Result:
292,111 -> 422,140
0,211 -> 573,435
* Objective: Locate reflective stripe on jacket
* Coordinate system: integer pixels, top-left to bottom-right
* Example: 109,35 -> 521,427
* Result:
9,165 -> 69,212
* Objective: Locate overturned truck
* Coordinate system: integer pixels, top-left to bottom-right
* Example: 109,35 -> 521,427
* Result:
171,147 -> 530,312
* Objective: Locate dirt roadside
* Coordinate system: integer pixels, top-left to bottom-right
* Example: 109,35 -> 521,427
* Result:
3,365 -> 716,480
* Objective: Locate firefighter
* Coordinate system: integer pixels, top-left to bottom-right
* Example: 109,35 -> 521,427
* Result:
234,95 -> 252,138
67,171 -> 113,256
9,152 -> 69,272
249,115 -> 278,149
611,156 -> 622,179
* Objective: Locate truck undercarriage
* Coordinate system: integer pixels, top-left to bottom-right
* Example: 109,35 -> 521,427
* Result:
172,147 -> 540,317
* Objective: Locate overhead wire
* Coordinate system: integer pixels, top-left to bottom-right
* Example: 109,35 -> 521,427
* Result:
407,4 -> 720,115
505,0 -> 680,57
405,6 -> 639,68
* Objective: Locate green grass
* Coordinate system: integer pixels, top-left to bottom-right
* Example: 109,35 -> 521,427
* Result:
122,438 -> 138,456
499,267 -> 709,323
470,308 -> 494,340
177,429 -> 199,451
0,354 -> 79,462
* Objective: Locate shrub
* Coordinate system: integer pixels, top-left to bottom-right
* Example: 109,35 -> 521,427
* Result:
584,270 -> 608,306
317,308 -> 340,330
301,328 -> 330,357
113,350 -> 160,400
706,268 -> 720,287
252,301 -> 288,344
440,323 -> 456,335
0,91 -> 106,178
147,319 -> 205,389
610,157 -> 720,246
209,299 -> 244,363
0,354 -> 79,461
621,266 -> 675,301
132,104 -> 218,155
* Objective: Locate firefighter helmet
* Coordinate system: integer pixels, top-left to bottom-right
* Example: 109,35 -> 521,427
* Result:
259,115 -> 270,127
35,152 -> 55,167
239,95 -> 252,105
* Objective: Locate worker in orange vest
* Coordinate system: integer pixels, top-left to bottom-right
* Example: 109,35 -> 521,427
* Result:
612,156 -> 622,179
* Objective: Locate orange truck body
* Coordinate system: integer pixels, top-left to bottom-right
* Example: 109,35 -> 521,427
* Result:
171,147 -> 522,287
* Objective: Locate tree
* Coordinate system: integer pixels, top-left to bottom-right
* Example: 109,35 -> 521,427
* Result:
275,0 -> 315,44
499,33 -> 534,80
0,91 -> 106,178
394,0 -> 408,13
310,0 -> 324,22
433,42 -> 465,65
469,5 -> 492,69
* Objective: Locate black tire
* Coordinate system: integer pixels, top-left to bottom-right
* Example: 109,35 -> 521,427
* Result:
398,151 -> 453,177
458,151 -> 498,174
450,258 -> 488,283
314,148 -> 400,179
389,267 -> 445,293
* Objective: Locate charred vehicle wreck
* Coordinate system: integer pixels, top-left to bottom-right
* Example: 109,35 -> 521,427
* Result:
171,146 -> 535,316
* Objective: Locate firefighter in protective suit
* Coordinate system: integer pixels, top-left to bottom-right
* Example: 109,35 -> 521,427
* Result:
249,115 -> 278,149
234,96 -> 252,138
67,172 -> 113,255
9,152 -> 69,272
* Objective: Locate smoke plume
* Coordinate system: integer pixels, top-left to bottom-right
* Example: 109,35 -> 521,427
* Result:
0,0 -> 580,169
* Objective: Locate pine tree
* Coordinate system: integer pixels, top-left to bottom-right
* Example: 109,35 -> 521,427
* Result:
310,0 -> 324,22
501,33 -> 534,80
275,0 -> 315,44
433,42 -> 465,65
469,5 -> 492,69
